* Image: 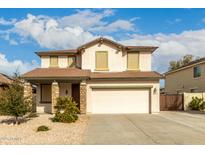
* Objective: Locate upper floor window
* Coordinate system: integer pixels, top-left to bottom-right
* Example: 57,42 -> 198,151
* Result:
95,51 -> 108,71
68,56 -> 76,68
50,56 -> 58,67
193,66 -> 201,78
127,52 -> 139,70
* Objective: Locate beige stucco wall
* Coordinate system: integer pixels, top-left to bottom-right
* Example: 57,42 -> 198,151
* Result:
86,80 -> 160,114
165,62 -> 205,93
41,56 -> 50,68
41,55 -> 81,68
81,43 -> 152,72
140,52 -> 151,71
58,56 -> 67,68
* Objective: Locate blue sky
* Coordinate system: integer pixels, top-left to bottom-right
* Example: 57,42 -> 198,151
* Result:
1,8 -> 205,78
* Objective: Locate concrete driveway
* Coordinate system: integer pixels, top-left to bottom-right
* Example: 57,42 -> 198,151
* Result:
83,111 -> 205,144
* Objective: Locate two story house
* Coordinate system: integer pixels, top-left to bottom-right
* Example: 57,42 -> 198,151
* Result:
165,58 -> 205,94
23,37 -> 162,114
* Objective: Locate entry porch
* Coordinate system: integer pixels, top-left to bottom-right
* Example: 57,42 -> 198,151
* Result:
24,79 -> 87,114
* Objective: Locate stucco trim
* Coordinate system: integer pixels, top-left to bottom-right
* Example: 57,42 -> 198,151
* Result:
90,85 -> 153,89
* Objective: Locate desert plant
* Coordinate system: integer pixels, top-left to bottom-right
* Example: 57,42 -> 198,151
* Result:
37,125 -> 50,132
52,96 -> 79,123
188,97 -> 205,111
199,101 -> 205,111
0,76 -> 32,124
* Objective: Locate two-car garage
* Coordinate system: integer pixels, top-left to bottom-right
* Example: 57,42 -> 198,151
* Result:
85,72 -> 161,114
91,88 -> 150,114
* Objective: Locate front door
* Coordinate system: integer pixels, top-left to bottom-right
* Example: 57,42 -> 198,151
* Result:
72,84 -> 80,109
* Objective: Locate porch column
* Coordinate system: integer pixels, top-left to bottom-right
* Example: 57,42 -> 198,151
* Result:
80,81 -> 87,114
51,81 -> 59,114
23,82 -> 33,102
23,82 -> 33,111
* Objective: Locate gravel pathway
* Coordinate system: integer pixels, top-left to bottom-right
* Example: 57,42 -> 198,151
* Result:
0,114 -> 88,145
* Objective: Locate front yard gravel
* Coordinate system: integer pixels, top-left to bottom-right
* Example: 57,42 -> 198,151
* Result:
0,114 -> 88,145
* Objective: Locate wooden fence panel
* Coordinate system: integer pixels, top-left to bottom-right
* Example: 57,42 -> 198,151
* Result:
160,94 -> 184,111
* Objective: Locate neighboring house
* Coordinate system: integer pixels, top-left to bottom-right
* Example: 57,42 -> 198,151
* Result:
164,57 -> 205,94
0,73 -> 12,90
22,37 -> 162,114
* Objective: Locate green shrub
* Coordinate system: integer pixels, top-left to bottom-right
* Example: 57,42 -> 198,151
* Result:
52,96 -> 79,123
0,77 -> 32,124
37,125 -> 50,132
188,97 -> 205,110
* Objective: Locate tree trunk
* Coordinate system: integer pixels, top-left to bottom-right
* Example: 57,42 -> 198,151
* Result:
15,116 -> 19,125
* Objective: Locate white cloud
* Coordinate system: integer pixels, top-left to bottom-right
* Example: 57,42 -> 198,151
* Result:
59,9 -> 114,30
1,33 -> 18,45
12,14 -> 96,49
0,52 -> 38,76
90,19 -> 135,33
120,29 -> 205,73
166,18 -> 182,25
201,18 -> 205,23
0,17 -> 16,25
130,17 -> 141,22
0,9 -> 135,49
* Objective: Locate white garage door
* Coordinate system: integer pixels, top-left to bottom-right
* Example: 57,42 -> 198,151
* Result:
91,88 -> 150,114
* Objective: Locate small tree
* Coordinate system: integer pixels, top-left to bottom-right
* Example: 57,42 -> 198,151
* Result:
169,54 -> 195,71
0,76 -> 32,124
52,96 -> 79,123
169,60 -> 181,70
181,55 -> 194,66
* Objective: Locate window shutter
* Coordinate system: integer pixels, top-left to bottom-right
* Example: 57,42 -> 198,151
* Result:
127,52 -> 139,70
68,56 -> 76,68
50,56 -> 58,67
96,51 -> 108,70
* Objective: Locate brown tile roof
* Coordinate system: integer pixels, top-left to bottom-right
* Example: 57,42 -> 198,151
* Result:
22,68 -> 162,80
78,37 -> 158,52
165,57 -> 205,75
125,46 -> 158,52
77,37 -> 125,50
90,71 -> 162,79
36,49 -> 77,56
22,68 -> 91,79
35,37 -> 158,56
0,73 -> 12,85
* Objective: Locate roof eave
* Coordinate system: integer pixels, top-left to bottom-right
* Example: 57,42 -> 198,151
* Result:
164,60 -> 205,76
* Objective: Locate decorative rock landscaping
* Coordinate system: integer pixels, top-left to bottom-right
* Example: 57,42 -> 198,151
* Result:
0,114 -> 88,144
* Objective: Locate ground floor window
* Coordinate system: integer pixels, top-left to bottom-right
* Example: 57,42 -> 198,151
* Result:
41,84 -> 51,103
